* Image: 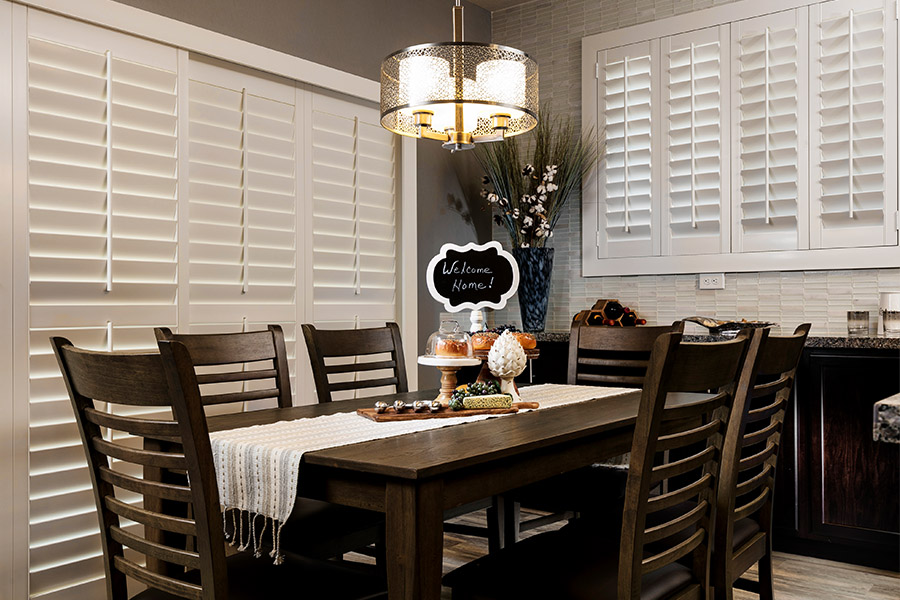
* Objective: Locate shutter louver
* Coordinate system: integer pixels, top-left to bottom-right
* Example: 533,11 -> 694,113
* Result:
596,41 -> 658,258
310,94 -> 397,328
25,13 -> 178,598
733,10 -> 809,252
810,0 -> 898,248
663,26 -> 731,256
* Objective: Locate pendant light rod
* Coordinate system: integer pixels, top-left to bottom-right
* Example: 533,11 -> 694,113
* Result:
453,0 -> 463,42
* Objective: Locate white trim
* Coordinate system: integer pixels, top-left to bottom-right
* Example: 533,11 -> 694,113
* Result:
10,3 -> 30,598
0,2 -> 15,598
583,0 -> 819,51
399,136 -> 418,391
12,0 -> 380,102
583,246 -> 900,277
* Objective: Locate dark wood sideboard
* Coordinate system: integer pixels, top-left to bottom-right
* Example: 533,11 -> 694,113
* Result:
525,337 -> 900,571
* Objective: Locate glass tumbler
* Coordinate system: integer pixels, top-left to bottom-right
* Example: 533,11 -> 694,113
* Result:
882,310 -> 900,334
847,311 -> 869,334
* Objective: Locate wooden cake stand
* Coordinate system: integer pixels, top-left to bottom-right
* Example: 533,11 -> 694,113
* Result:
417,355 -> 482,405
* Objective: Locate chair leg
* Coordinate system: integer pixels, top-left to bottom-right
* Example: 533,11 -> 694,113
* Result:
502,499 -> 520,548
758,552 -> 775,600
486,496 -> 504,554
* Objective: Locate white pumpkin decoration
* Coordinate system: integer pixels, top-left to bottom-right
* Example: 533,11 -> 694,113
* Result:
487,331 -> 527,400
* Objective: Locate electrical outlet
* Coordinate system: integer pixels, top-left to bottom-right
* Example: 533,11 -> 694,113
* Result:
698,273 -> 725,290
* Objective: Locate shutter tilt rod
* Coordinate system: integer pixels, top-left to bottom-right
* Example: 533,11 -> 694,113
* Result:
764,28 -> 771,226
105,50 -> 114,292
689,42 -> 697,229
241,88 -> 250,293
848,10 -> 855,220
353,116 -> 362,296
623,56 -> 630,234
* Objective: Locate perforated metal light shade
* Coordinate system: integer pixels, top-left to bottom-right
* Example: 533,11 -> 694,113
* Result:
380,41 -> 538,150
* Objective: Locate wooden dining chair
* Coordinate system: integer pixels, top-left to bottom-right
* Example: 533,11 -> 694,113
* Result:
301,322 -> 408,403
568,319 -> 686,387
154,326 -> 385,563
443,331 -> 758,600
503,320 -> 687,545
154,325 -> 293,409
713,324 -> 810,600
51,337 -> 387,600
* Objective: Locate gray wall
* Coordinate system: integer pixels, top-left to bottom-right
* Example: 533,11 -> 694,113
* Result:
113,0 -> 493,385
491,0 -> 900,335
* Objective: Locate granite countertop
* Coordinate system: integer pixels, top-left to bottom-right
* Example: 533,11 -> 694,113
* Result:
534,330 -> 900,350
874,394 -> 900,444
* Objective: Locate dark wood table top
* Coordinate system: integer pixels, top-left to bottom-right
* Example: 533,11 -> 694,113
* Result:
206,388 -> 711,480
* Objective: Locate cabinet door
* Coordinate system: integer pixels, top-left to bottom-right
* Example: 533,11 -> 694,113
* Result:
800,350 -> 900,569
23,11 -> 179,599
732,8 -> 809,252
592,41 -> 660,259
810,0 -> 899,249
661,25 -> 731,256
187,58 -> 299,407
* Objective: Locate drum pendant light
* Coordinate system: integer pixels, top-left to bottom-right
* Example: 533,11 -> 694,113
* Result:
380,0 -> 538,152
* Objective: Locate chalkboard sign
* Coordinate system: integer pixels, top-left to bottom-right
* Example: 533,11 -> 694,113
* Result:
426,241 -> 519,312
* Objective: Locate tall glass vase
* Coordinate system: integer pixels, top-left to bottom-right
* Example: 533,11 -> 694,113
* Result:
513,247 -> 554,332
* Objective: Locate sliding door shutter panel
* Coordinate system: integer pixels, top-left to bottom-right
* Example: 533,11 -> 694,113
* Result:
187,59 -> 299,405
26,12 -> 178,599
310,93 -> 398,330
662,25 -> 731,256
595,41 -> 660,259
732,9 -> 809,252
810,0 -> 898,249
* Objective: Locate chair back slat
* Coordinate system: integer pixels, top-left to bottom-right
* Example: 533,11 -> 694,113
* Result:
155,325 -> 293,409
618,331 -> 757,600
53,336 -> 231,599
713,324 -> 810,595
302,322 -> 409,403
568,320 -> 685,387
113,555 -> 203,599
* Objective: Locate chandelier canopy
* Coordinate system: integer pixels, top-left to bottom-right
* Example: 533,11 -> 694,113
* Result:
380,1 -> 538,151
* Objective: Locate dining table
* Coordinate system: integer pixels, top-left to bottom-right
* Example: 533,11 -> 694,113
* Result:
205,385 -> 709,600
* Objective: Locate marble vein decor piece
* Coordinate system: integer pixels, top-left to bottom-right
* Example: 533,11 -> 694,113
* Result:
874,394 -> 900,444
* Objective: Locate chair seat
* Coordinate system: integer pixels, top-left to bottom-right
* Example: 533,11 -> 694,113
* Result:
131,552 -> 387,600
226,498 -> 384,560
442,520 -> 695,600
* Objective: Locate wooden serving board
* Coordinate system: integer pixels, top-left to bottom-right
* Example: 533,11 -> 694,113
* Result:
357,402 -> 539,422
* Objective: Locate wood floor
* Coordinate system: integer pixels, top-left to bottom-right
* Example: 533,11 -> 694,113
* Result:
435,509 -> 900,600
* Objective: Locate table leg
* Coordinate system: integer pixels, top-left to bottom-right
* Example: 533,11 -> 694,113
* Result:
385,479 -> 444,600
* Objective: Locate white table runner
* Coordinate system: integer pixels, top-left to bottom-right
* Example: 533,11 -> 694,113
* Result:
208,384 -> 633,561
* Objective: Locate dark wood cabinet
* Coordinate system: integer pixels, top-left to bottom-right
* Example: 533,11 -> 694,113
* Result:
774,347 -> 900,571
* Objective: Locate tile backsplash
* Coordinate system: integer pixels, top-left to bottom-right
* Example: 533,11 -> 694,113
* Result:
488,0 -> 900,335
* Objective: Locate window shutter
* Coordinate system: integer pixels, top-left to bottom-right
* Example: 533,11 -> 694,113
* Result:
25,12 -> 178,599
732,9 -> 809,252
187,59 -> 299,405
595,41 -> 659,258
810,0 -> 898,249
662,25 -> 731,256
309,92 -> 398,329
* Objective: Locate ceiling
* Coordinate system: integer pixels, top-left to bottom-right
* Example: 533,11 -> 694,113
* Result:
469,0 -> 535,12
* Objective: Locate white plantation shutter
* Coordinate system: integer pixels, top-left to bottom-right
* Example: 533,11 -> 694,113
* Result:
187,59 -> 299,404
305,91 -> 399,400
732,9 -> 809,252
595,41 -> 659,258
25,12 -> 178,598
308,92 -> 398,329
810,0 -> 898,249
662,26 -> 731,256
